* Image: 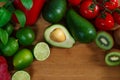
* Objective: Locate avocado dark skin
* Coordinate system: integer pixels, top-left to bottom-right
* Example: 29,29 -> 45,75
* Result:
66,9 -> 97,43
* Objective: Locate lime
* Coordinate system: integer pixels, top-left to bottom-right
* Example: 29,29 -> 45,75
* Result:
0,37 -> 19,56
33,42 -> 50,61
4,23 -> 14,36
16,27 -> 35,46
12,70 -> 30,80
13,49 -> 33,70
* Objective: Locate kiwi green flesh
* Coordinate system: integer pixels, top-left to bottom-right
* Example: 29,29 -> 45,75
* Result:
95,31 -> 113,50
105,52 -> 120,66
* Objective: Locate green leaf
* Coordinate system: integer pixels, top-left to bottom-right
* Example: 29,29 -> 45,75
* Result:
0,28 -> 8,45
3,1 -> 15,12
21,0 -> 33,10
0,0 -> 8,2
14,10 -> 26,27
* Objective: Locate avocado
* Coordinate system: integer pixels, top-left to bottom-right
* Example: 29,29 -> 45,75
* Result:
42,0 -> 67,23
66,9 -> 97,43
44,24 -> 75,48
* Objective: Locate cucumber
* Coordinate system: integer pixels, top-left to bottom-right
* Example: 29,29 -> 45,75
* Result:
42,0 -> 67,23
66,9 -> 97,43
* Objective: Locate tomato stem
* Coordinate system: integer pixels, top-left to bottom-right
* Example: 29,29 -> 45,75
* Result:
101,11 -> 107,19
89,3 -> 96,11
104,0 -> 110,2
113,8 -> 120,14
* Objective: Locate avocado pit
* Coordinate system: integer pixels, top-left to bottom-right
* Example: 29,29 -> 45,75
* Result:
50,28 -> 66,42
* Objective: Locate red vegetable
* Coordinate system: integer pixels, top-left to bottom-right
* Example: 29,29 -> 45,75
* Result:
112,6 -> 120,25
13,0 -> 46,25
0,56 -> 11,80
79,0 -> 100,19
95,12 -> 114,31
68,0 -> 81,6
104,0 -> 118,10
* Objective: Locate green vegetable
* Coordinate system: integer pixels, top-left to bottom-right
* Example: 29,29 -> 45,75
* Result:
0,37 -> 19,56
66,9 -> 97,43
21,0 -> 33,10
4,23 -> 14,36
14,10 -> 26,27
0,28 -> 8,45
0,7 -> 12,27
42,0 -> 67,23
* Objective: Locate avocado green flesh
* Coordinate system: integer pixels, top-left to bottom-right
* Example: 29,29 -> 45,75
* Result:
42,0 -> 67,23
66,9 -> 96,43
44,24 -> 75,48
105,52 -> 120,66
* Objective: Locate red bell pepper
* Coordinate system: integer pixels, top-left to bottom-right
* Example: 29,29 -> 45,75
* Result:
13,0 -> 46,25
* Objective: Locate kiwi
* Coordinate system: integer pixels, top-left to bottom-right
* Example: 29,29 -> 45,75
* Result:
114,28 -> 120,46
95,31 -> 114,50
105,49 -> 120,66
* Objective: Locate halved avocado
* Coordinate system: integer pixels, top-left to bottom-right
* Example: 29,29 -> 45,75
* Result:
44,24 -> 75,48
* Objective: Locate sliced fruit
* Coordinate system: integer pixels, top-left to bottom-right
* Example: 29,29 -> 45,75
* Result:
44,24 -> 75,48
95,31 -> 114,50
105,49 -> 120,66
13,49 -> 33,70
33,42 -> 50,61
12,70 -> 30,80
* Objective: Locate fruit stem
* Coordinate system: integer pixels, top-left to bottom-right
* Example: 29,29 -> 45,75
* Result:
89,3 -> 96,11
113,8 -> 120,14
101,11 -> 107,19
104,0 -> 110,2
93,0 -> 97,3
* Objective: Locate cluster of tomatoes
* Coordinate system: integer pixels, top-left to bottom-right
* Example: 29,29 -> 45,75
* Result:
68,0 -> 120,31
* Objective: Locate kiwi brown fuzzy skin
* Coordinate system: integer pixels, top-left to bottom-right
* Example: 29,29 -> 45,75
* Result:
105,49 -> 120,66
114,28 -> 120,46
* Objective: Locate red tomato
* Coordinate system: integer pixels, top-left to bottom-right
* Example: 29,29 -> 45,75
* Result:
68,0 -> 81,6
104,0 -> 118,10
79,0 -> 100,19
95,12 -> 114,31
112,6 -> 120,25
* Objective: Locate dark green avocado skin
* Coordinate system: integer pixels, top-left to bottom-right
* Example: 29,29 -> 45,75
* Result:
42,0 -> 67,23
66,9 -> 97,43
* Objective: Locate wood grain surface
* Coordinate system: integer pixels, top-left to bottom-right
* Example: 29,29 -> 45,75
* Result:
24,14 -> 120,80
8,0 -> 120,80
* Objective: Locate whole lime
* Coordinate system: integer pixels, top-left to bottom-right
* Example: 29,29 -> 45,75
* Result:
16,27 -> 35,46
4,23 -> 14,36
13,49 -> 33,70
0,37 -> 19,56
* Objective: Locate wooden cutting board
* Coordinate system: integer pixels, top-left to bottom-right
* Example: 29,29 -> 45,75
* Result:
22,13 -> 120,80
7,0 -> 120,80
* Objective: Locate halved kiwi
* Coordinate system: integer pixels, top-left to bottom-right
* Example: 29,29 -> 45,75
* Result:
95,31 -> 114,50
105,49 -> 120,66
